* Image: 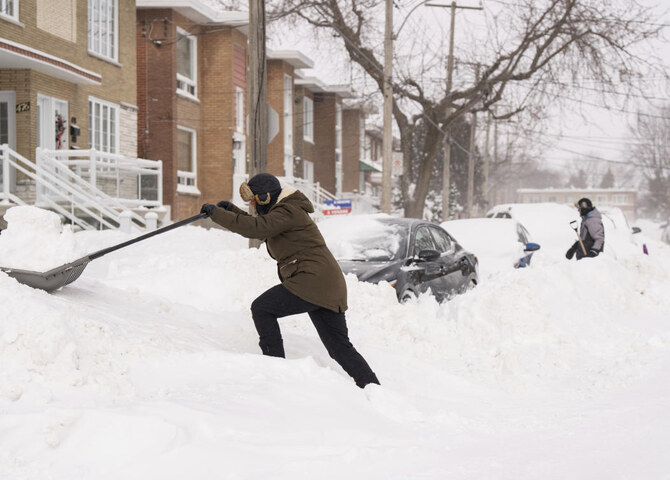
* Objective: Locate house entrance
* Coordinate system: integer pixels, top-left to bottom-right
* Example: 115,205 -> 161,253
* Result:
37,94 -> 68,150
0,90 -> 17,192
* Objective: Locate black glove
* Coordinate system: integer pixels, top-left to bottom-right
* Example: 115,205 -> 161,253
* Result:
200,203 -> 216,217
587,249 -> 599,258
565,244 -> 576,260
216,200 -> 233,211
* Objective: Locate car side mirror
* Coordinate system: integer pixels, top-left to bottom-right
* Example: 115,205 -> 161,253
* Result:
524,242 -> 541,252
417,249 -> 440,262
631,227 -> 642,234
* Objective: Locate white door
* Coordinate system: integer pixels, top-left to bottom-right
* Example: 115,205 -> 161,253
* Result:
37,94 -> 68,150
283,75 -> 293,177
0,91 -> 17,192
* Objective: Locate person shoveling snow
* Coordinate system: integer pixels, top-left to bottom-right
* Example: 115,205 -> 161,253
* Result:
201,173 -> 380,389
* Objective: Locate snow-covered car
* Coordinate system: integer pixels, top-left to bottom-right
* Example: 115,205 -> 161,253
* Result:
318,214 -> 479,302
662,221 -> 670,245
486,203 -> 645,259
441,218 -> 540,279
486,203 -> 579,256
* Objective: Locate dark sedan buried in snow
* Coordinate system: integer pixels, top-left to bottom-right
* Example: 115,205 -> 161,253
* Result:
318,215 -> 479,302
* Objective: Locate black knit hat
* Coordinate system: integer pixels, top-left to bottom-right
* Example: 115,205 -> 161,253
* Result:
239,173 -> 282,215
576,198 -> 593,209
576,197 -> 594,216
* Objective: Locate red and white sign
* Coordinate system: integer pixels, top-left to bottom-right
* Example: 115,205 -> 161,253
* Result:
323,207 -> 351,216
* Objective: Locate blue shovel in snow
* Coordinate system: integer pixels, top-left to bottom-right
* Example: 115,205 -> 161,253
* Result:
0,212 -> 208,292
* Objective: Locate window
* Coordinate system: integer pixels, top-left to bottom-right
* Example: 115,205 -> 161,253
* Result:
335,103 -> 342,194
0,0 -> 18,22
429,227 -> 452,253
177,28 -> 197,99
88,0 -> 118,61
177,126 -> 198,194
413,227 -> 435,256
38,95 -> 69,150
303,97 -> 313,142
235,87 -> 244,133
612,194 -> 628,205
88,97 -> 118,154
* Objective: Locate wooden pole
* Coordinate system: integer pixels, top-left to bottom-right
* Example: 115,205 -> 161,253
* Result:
248,0 -> 267,177
381,0 -> 393,214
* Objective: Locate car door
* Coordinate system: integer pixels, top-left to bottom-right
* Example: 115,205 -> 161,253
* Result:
410,225 -> 447,298
429,226 -> 465,297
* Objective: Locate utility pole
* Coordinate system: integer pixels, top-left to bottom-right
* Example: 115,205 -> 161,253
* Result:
248,0 -> 267,177
428,1 -> 482,222
466,63 -> 480,218
381,0 -> 393,214
483,110 -> 491,212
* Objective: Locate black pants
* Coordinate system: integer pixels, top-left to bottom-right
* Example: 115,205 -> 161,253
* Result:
250,285 -> 380,388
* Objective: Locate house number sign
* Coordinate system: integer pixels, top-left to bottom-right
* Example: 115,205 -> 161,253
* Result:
16,102 -> 30,113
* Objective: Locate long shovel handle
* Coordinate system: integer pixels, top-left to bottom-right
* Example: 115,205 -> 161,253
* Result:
570,220 -> 588,256
88,212 -> 208,261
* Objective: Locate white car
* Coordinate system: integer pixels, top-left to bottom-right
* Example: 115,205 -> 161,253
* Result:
486,203 -> 644,259
442,218 -> 540,279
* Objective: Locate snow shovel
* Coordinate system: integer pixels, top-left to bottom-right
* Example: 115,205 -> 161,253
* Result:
569,220 -> 587,256
0,212 -> 208,292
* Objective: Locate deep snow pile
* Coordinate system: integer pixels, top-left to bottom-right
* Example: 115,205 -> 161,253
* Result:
1,207 -> 670,479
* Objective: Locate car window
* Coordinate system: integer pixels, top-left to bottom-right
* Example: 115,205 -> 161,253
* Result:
429,227 -> 452,253
413,226 -> 436,256
319,218 -> 409,261
516,224 -> 529,244
495,212 -> 512,219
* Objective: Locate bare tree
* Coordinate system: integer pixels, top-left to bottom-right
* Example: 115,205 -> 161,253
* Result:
268,0 -> 665,218
628,106 -> 670,217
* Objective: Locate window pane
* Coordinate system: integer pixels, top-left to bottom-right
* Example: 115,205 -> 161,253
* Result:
102,105 -> 108,151
109,107 -> 116,153
177,129 -> 193,172
177,34 -> 192,79
95,102 -> 101,150
0,103 -> 8,145
413,227 -> 435,256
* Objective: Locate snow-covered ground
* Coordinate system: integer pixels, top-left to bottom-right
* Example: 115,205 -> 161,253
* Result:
1,206 -> 670,479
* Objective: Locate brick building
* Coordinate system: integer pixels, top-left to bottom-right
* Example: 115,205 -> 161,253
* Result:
136,1 -> 247,219
294,75 -> 351,196
266,50 -> 312,180
517,187 -> 638,220
1,0 -> 138,181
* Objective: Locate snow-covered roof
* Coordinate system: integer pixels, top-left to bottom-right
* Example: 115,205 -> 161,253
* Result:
267,50 -> 314,69
136,0 -> 247,26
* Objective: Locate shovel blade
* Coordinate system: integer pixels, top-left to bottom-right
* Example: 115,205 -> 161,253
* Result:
1,256 -> 90,292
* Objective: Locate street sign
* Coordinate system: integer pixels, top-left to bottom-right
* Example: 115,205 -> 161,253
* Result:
323,199 -> 352,215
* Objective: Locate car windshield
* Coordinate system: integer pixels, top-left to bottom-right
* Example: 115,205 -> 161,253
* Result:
319,217 -> 409,261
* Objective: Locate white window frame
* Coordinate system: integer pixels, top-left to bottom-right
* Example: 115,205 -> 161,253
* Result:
176,125 -> 199,195
88,0 -> 118,62
1,0 -> 19,23
303,97 -> 314,143
88,96 -> 119,154
176,27 -> 198,100
235,87 -> 244,133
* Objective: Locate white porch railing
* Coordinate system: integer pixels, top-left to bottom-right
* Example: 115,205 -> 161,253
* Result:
1,144 -> 164,231
37,148 -> 163,209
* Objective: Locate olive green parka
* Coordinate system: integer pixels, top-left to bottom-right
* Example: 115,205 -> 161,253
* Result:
210,187 -> 348,312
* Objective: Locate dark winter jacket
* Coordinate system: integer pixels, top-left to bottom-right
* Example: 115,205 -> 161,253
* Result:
210,187 -> 348,313
579,207 -> 605,252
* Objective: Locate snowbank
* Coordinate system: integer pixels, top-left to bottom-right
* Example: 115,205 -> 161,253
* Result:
1,208 -> 670,479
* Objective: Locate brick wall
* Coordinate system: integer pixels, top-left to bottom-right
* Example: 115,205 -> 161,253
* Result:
266,59 -> 294,177
1,0 -> 137,159
314,92 -> 337,193
292,86 -> 314,179
36,0 -> 77,43
342,108 -> 361,193
136,9 -> 247,219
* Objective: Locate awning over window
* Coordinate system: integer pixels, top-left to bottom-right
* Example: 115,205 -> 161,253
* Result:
0,39 -> 102,85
